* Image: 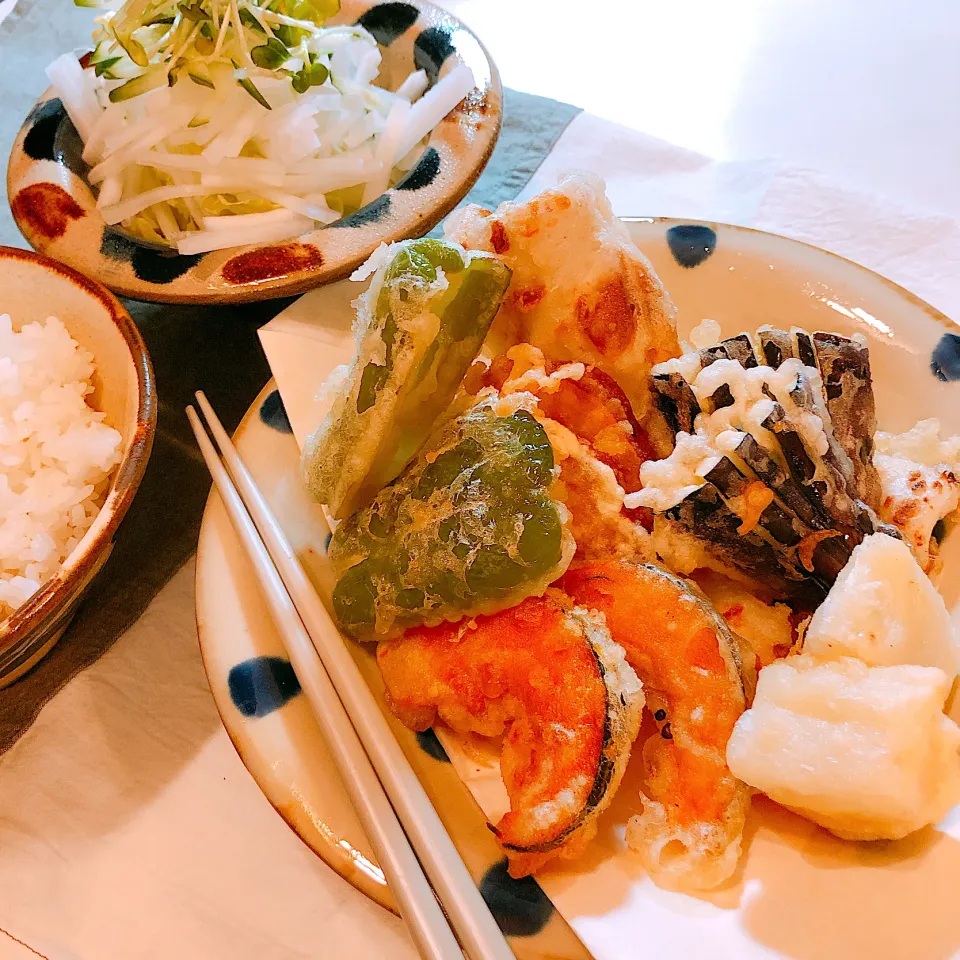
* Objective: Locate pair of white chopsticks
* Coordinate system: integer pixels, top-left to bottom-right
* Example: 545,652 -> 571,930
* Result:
187,392 -> 515,960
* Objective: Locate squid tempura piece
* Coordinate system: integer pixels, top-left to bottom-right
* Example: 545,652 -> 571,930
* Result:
445,173 -> 680,454
378,594 -> 643,876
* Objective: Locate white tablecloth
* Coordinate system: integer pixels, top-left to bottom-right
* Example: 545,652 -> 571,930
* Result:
3,2 -> 960,957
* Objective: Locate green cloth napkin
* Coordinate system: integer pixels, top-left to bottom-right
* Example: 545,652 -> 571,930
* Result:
0,0 -> 580,747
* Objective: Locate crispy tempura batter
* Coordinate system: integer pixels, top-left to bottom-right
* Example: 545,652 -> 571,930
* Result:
560,562 -> 750,890
378,594 -> 643,877
445,172 -> 680,454
467,345 -> 659,531
467,344 -> 658,563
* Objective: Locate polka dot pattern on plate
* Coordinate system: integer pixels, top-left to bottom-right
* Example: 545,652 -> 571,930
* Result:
931,333 -> 960,381
259,390 -> 293,434
23,99 -> 65,162
328,194 -> 393,228
666,223 -> 717,268
395,146 -> 442,191
479,860 -> 555,938
100,232 -> 203,285
413,25 -> 455,80
228,656 -> 302,718
355,1 -> 420,44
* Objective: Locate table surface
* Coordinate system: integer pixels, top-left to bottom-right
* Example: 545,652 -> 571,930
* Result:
444,0 -> 960,220
0,1 -> 957,957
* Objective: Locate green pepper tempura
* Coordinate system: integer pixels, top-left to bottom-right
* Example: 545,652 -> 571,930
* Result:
329,398 -> 575,638
302,238 -> 512,519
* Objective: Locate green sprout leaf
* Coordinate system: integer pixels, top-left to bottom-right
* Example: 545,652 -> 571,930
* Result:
238,8 -> 267,32
233,63 -> 273,109
188,70 -> 216,88
115,32 -> 149,67
238,76 -> 272,108
292,59 -> 328,93
108,65 -> 168,102
251,36 -> 289,69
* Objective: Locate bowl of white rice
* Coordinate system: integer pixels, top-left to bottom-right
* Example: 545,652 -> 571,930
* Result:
0,246 -> 155,685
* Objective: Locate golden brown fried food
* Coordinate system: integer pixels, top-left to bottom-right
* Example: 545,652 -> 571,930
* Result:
559,561 -> 750,890
377,593 -> 643,877
445,172 -> 680,454
466,344 -> 658,564
467,346 -> 659,532
691,569 -> 798,669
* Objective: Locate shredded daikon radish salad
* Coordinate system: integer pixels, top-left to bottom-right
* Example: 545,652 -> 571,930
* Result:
46,0 -> 475,255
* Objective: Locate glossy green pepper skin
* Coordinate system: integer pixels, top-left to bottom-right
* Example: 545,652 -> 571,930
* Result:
329,401 -> 574,638
302,239 -> 512,519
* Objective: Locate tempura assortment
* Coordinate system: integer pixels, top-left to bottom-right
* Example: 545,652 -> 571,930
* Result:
302,172 -> 960,892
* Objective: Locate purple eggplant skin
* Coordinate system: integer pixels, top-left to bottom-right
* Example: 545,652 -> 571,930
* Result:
699,334 -> 759,370
704,453 -> 855,583
758,328 -> 795,369
648,327 -> 895,597
812,332 -> 883,510
733,431 -> 828,530
652,372 -> 701,436
760,403 -> 853,517
785,370 -> 864,510
795,331 -> 817,367
757,328 -> 882,511
662,482 -> 828,604
704,457 -> 801,547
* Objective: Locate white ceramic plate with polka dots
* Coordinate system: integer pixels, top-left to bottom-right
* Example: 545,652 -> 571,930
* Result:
196,218 -> 960,960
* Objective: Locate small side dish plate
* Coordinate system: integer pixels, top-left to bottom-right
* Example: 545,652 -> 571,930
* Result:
6,0 -> 501,304
0,246 -> 155,685
195,219 -> 960,960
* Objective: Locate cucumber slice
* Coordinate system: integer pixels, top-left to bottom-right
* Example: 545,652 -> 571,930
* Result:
94,56 -> 124,77
108,65 -> 168,102
188,70 -> 215,88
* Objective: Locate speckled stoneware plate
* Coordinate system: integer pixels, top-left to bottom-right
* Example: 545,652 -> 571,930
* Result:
195,220 -> 960,960
7,0 -> 501,305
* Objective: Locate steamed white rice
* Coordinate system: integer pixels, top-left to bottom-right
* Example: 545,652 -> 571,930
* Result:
0,313 -> 122,620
